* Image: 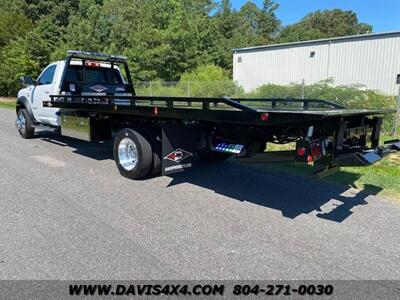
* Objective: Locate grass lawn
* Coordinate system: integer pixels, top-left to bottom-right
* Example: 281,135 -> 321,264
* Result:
0,97 -> 16,109
266,137 -> 400,202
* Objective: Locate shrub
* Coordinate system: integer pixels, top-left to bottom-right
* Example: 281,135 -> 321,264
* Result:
179,64 -> 237,97
248,79 -> 397,134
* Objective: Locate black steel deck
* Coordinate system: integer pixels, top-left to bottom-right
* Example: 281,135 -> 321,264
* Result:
46,95 -> 395,126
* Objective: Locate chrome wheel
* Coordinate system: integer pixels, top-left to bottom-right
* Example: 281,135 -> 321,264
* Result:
118,137 -> 138,171
15,111 -> 26,134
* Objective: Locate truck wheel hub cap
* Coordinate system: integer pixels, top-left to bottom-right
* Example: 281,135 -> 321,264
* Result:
118,138 -> 138,171
16,112 -> 26,133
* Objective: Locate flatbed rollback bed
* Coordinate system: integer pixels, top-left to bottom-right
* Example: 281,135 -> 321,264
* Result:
42,51 -> 400,180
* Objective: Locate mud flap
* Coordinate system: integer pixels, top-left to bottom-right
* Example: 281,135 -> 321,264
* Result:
162,121 -> 197,175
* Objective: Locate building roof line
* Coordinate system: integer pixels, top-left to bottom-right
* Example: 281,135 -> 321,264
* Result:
232,30 -> 400,53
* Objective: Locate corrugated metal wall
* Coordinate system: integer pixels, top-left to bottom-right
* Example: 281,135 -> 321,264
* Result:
233,33 -> 400,95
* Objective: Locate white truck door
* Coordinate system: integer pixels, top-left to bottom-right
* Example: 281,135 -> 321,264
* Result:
31,64 -> 59,125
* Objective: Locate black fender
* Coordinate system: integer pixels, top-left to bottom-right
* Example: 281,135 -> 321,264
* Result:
16,96 -> 37,122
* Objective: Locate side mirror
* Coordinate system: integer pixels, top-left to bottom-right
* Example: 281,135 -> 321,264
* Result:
20,76 -> 35,86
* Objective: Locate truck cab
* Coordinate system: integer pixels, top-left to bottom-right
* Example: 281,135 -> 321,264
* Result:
18,61 -> 63,126
16,52 -> 130,136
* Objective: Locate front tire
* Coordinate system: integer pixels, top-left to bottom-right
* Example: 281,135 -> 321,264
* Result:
113,128 -> 153,180
16,108 -> 35,139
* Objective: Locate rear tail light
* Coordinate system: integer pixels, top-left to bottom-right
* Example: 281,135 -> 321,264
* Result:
311,143 -> 322,160
296,140 -> 325,164
297,147 -> 306,156
260,113 -> 269,122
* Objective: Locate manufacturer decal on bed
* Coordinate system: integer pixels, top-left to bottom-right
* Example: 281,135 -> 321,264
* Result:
164,149 -> 193,163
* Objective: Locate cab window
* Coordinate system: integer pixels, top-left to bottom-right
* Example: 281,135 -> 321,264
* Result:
37,65 -> 57,85
65,65 -> 123,84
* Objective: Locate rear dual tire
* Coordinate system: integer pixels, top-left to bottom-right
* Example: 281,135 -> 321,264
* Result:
113,128 -> 155,180
114,128 -> 232,179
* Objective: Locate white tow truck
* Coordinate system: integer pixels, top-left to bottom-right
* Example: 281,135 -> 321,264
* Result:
15,50 -> 400,180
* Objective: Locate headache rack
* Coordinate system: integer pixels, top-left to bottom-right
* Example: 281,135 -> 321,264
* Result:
66,50 -> 128,62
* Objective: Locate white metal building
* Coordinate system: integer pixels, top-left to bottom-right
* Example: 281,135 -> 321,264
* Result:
233,31 -> 400,95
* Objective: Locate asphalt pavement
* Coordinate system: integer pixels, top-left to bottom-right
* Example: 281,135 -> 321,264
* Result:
0,108 -> 399,280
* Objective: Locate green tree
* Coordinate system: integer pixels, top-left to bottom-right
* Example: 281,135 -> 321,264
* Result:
23,0 -> 80,24
112,0 -> 217,81
0,9 -> 33,48
0,0 -> 80,95
56,0 -> 112,54
0,1 -> 376,97
279,9 -> 373,43
235,0 -> 280,46
0,0 -> 26,13
212,0 -> 280,72
0,38 -> 40,95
